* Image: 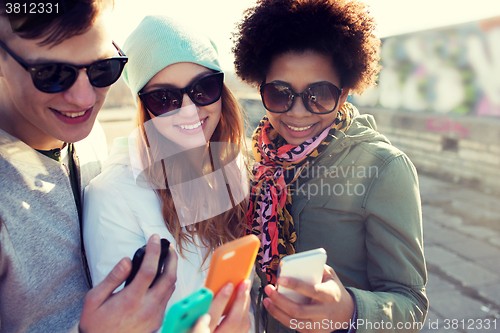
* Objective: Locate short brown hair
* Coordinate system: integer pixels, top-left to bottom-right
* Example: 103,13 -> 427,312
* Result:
232,0 -> 381,94
0,0 -> 113,46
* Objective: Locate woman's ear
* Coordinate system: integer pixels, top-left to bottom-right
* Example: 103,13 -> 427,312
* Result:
339,88 -> 350,105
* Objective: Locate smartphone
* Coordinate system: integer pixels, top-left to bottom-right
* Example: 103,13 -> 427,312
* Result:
125,238 -> 170,288
204,234 -> 260,314
162,287 -> 213,333
277,248 -> 327,304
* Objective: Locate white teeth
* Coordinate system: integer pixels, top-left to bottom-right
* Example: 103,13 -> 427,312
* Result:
59,110 -> 86,118
178,118 -> 205,130
287,124 -> 313,132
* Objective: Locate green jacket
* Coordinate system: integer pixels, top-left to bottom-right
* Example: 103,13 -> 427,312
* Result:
261,113 -> 428,333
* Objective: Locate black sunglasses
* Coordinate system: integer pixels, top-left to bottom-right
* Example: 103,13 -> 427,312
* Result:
0,40 -> 128,93
260,81 -> 343,114
138,72 -> 224,117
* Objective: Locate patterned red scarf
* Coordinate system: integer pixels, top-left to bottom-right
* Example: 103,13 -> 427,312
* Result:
247,103 -> 355,284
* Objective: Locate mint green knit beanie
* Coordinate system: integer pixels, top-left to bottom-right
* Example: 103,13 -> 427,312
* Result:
122,15 -> 221,105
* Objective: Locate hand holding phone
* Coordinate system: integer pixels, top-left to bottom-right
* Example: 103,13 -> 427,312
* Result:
162,288 -> 213,333
204,234 -> 259,314
79,235 -> 178,333
125,238 -> 170,288
277,248 -> 327,304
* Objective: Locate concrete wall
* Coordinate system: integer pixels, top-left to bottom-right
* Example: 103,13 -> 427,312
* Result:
360,107 -> 500,194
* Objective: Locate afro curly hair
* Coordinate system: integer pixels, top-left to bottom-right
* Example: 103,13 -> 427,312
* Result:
232,0 -> 381,95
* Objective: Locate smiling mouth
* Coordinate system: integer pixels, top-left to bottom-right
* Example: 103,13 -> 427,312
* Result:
55,109 -> 89,118
286,123 -> 314,132
177,118 -> 206,130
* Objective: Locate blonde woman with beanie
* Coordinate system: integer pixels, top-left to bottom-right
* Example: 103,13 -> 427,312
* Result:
83,15 -> 252,332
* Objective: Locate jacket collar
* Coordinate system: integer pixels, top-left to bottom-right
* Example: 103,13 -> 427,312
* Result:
310,113 -> 391,167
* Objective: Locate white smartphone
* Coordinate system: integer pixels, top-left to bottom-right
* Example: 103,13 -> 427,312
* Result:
277,248 -> 327,304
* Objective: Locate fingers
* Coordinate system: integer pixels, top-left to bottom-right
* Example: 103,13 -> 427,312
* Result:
85,257 -> 131,309
225,280 -> 251,317
277,276 -> 325,302
262,296 -> 300,329
277,265 -> 338,304
207,283 -> 234,331
322,265 -> 337,282
264,285 -> 318,329
265,266 -> 354,327
265,283 -> 322,320
128,234 -> 162,293
192,314 -> 211,333
213,281 -> 252,333
153,245 -> 178,307
80,236 -> 178,333
264,284 -> 302,318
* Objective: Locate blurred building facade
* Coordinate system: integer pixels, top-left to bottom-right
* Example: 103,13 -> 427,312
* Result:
353,16 -> 500,194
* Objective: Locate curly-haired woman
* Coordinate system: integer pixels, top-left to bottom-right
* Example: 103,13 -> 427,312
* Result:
233,0 -> 428,332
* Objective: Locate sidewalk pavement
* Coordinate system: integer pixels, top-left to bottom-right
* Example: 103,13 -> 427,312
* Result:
418,174 -> 500,333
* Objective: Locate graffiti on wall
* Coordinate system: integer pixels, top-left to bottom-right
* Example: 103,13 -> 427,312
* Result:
353,16 -> 500,117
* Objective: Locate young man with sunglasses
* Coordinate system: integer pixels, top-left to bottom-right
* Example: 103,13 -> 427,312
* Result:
0,1 -> 179,332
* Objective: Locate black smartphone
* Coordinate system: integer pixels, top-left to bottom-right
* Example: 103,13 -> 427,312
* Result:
125,238 -> 171,288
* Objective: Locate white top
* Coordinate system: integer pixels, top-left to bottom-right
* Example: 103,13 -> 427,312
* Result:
83,136 -> 211,297
83,135 -> 254,332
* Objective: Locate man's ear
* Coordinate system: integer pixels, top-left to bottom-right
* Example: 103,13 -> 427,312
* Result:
0,20 -> 9,77
0,50 -> 6,77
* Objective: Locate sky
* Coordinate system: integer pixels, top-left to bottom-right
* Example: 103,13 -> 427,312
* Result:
107,0 -> 500,72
